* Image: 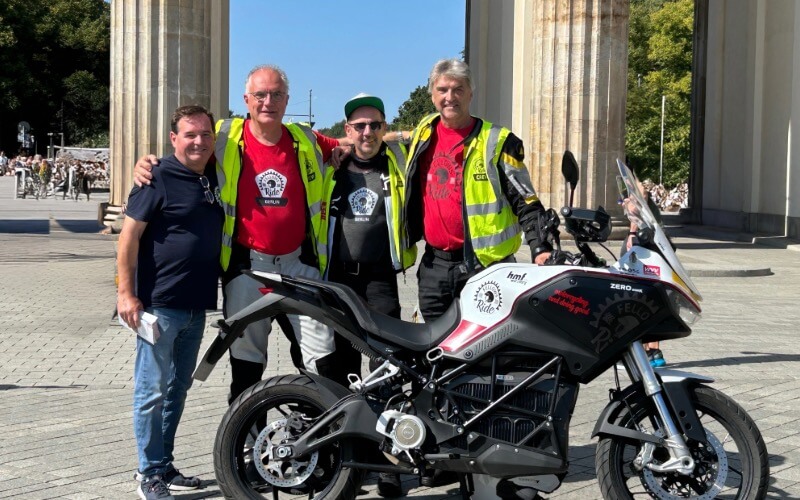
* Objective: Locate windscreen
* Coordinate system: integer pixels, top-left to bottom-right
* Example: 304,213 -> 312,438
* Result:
616,159 -> 702,301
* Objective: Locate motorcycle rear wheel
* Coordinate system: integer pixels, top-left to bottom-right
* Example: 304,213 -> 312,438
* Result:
213,374 -> 360,499
596,385 -> 768,499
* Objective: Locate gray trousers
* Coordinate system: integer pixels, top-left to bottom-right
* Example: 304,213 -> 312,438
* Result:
223,247 -> 334,373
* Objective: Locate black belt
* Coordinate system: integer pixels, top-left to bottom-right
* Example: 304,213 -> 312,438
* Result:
336,260 -> 394,276
426,244 -> 464,261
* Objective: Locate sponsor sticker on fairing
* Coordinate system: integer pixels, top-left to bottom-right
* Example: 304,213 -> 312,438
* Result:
643,265 -> 661,277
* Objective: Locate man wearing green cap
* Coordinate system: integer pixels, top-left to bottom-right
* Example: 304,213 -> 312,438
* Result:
320,93 -> 416,497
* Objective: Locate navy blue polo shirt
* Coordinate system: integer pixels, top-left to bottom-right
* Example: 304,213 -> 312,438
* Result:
125,155 -> 223,310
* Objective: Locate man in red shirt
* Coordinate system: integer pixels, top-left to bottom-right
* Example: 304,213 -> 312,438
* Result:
403,59 -> 553,326
134,65 -> 345,403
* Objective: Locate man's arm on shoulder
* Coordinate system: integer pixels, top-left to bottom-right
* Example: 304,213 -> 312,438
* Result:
497,134 -> 552,264
117,216 -> 148,329
133,154 -> 160,187
314,131 -> 353,168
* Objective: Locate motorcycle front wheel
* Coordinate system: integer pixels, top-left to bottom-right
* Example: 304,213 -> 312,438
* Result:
213,374 -> 361,499
596,385 -> 768,499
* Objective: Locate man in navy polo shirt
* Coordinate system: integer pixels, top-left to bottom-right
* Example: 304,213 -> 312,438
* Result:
117,105 -> 223,500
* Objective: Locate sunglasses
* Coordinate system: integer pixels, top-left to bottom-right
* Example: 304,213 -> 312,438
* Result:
348,121 -> 384,133
199,176 -> 215,204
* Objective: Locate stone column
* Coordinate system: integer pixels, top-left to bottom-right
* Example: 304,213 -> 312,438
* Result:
107,0 -> 229,226
527,0 -> 629,213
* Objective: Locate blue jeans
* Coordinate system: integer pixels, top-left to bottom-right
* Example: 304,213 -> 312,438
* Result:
133,308 -> 205,477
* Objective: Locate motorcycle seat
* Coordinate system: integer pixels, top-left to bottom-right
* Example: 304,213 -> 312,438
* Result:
287,275 -> 461,352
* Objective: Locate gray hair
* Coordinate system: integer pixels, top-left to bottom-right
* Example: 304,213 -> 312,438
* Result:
428,58 -> 474,93
245,64 -> 290,92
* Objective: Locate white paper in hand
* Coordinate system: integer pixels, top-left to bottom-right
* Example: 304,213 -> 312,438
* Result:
119,311 -> 160,344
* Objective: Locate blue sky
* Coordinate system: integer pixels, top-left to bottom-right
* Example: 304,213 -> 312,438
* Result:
228,0 -> 466,129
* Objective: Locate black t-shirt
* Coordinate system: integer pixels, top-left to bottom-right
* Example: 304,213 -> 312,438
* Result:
331,153 -> 390,264
125,155 -> 223,309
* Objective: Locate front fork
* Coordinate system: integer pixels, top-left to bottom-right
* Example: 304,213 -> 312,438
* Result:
624,342 -> 696,475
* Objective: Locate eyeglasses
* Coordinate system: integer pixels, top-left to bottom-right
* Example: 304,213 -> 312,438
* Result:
248,91 -> 287,103
348,121 -> 384,133
199,176 -> 215,204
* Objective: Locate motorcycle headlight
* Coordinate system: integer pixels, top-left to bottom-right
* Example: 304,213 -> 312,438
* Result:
667,288 -> 702,326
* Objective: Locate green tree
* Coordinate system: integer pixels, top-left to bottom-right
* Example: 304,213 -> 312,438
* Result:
626,0 -> 693,187
0,0 -> 109,151
318,119 -> 345,139
392,85 -> 435,129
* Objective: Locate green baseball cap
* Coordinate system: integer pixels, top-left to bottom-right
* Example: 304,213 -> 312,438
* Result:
344,93 -> 385,119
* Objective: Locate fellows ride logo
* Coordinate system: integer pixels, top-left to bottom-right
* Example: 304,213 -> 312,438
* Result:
474,281 -> 503,314
589,292 -> 659,353
426,153 -> 462,200
348,187 -> 378,222
255,169 -> 288,206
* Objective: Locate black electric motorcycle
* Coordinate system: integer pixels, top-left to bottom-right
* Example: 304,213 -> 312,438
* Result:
194,153 -> 769,499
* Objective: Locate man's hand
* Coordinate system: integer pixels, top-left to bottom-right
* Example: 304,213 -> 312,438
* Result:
534,251 -> 551,265
117,293 -> 144,330
329,145 -> 352,169
133,155 -> 159,187
625,233 -> 636,251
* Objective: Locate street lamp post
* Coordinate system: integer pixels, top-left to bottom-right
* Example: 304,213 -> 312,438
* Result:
56,133 -> 64,158
47,133 -> 55,160
659,95 -> 666,185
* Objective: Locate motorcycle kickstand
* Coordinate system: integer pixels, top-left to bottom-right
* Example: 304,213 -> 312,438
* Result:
460,473 -> 474,500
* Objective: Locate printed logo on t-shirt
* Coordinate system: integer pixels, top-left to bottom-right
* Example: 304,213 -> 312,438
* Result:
255,169 -> 288,206
348,187 -> 379,222
426,152 -> 462,200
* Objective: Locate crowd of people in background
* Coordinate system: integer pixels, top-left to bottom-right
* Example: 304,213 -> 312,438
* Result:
0,150 -> 109,200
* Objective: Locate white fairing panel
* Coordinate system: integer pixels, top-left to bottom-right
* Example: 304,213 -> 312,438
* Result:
439,263 -> 610,354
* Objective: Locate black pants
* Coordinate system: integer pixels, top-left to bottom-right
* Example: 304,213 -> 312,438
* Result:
326,261 -> 401,388
417,247 -> 515,322
227,314 -> 301,405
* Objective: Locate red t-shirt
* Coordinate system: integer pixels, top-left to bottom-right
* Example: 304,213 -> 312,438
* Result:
420,119 -> 474,251
235,121 -> 336,255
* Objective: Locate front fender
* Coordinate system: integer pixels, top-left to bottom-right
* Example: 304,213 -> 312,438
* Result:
657,369 -> 713,444
592,370 -> 713,444
591,384 -> 663,445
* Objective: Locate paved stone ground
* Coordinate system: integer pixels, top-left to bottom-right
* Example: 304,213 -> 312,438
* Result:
1,175 -> 799,499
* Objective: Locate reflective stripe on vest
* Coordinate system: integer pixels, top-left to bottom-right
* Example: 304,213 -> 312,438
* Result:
463,121 -> 522,265
284,123 -> 327,273
215,118 -> 245,271
383,142 -> 416,270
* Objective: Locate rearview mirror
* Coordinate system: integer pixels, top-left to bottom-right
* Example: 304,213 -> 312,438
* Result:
562,151 -> 579,207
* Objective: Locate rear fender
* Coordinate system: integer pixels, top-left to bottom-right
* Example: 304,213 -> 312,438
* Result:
301,369 -> 351,407
592,370 -> 713,444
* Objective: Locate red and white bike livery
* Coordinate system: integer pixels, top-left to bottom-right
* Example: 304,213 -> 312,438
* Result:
196,154 -> 768,500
